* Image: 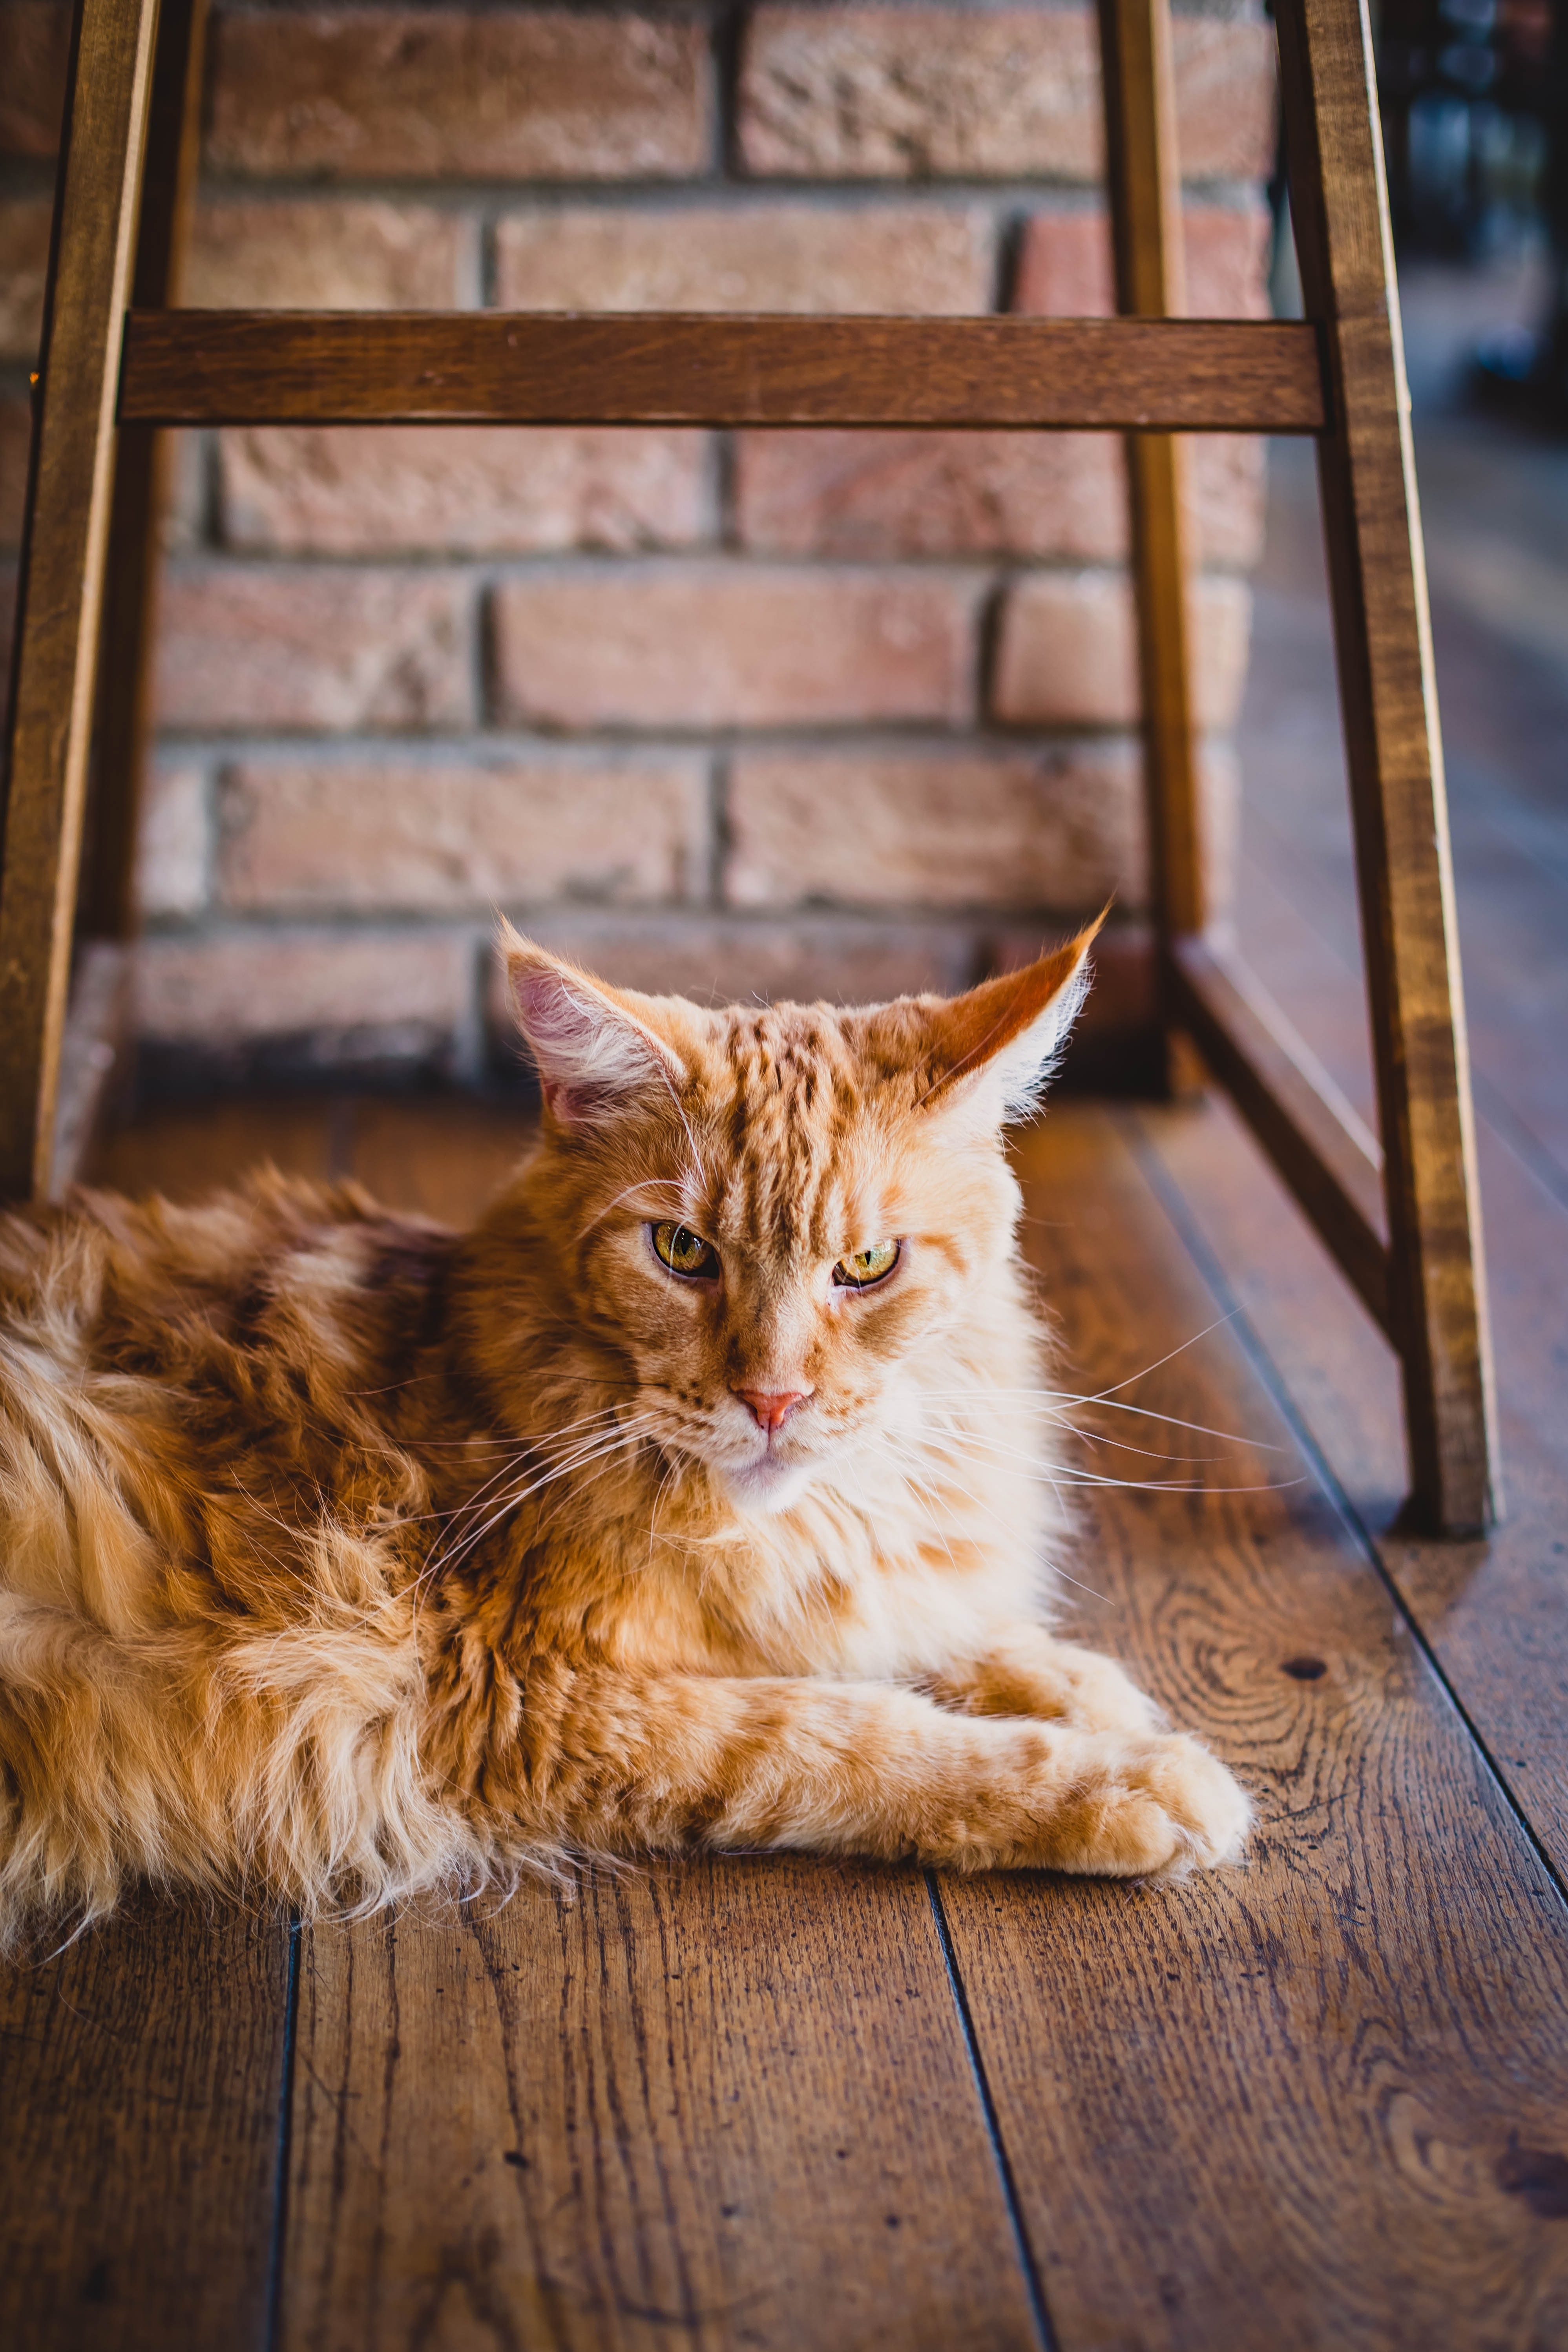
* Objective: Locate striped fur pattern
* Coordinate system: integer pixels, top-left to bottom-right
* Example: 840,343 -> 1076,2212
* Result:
0,925 -> 1247,1943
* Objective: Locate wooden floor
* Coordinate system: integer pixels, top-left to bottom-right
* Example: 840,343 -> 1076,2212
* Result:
3,1071 -> 1568,2350
6,277 -> 1568,2348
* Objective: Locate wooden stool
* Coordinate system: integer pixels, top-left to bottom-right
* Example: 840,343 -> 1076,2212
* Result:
0,0 -> 1497,1536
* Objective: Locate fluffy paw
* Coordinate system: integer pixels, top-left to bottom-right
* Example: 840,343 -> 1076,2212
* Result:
1044,1643 -> 1163,1737
1036,1729 -> 1251,1879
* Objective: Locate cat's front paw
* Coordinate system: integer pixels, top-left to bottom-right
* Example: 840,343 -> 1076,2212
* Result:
1037,1729 -> 1250,1879
1045,1643 -> 1162,1736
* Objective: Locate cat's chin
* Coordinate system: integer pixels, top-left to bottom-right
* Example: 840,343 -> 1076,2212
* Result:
712,1452 -> 820,1519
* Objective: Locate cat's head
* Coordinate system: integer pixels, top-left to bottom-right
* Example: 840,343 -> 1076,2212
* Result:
499,921 -> 1101,1517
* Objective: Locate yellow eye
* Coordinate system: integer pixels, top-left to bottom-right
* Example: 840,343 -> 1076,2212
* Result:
652,1222 -> 719,1278
833,1239 -> 900,1289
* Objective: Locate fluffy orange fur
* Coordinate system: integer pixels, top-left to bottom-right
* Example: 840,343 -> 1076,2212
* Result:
0,926 -> 1247,1943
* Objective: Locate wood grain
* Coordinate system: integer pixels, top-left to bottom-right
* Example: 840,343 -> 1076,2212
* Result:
84,0 -> 209,943
0,0 -> 164,1202
1170,933 -> 1390,1332
0,1898 -> 291,2350
115,312 -> 1329,432
938,1106 -> 1568,2348
281,1866 -> 1041,2352
1144,1085 -> 1568,1888
1275,0 -> 1496,1531
1098,0 -> 1208,956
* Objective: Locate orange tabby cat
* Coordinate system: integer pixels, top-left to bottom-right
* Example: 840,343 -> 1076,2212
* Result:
0,922 -> 1247,1943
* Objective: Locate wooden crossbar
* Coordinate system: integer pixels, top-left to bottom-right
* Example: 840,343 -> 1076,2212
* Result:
116,311 -> 1328,432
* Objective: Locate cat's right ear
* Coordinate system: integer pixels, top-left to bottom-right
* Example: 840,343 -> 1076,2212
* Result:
501,926 -> 687,1129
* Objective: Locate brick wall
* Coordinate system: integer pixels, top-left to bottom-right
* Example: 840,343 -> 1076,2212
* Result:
0,0 -> 1276,1086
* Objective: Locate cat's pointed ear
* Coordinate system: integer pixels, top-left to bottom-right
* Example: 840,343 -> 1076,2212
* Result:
501,925 -> 687,1128
918,912 -> 1106,1124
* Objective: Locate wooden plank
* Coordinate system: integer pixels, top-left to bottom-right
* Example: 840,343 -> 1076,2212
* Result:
83,0 -> 209,943
0,1899 -> 291,2350
0,0 -> 164,1203
1098,0 -> 1208,955
347,1095 -> 535,1220
1144,1084 -> 1568,1888
89,1094 -> 338,1196
938,1107 -> 1568,2347
116,312 -> 1329,432
1170,933 -> 1391,1332
282,1867 -> 1042,2352
1274,0 -> 1496,1532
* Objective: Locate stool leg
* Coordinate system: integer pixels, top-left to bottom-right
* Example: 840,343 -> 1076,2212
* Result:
1275,0 -> 1497,1533
0,0 -> 166,1201
1097,0 -> 1207,960
83,0 -> 209,944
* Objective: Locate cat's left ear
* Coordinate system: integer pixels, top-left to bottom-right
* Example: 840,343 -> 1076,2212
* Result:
500,925 -> 688,1128
916,911 -> 1106,1125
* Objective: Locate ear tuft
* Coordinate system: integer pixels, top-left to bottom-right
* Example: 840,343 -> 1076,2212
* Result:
919,911 -> 1106,1123
500,922 -> 686,1128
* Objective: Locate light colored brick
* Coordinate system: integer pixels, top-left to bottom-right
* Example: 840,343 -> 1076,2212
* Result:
218,425 -> 713,556
492,203 -> 993,316
134,929 -> 473,1050
208,9 -> 712,181
0,0 -> 68,157
1192,435 -> 1267,570
492,564 -> 980,731
736,431 -> 1126,561
136,762 -> 210,918
1013,201 -> 1273,320
739,7 -> 1276,182
216,754 -> 710,913
741,7 -> 1102,179
991,570 -> 1251,729
155,566 -> 473,732
186,201 -> 475,311
0,394 -> 32,550
726,742 -> 1144,913
0,197 -> 51,360
735,426 -> 1265,566
1171,14 -> 1279,182
485,916 -> 977,1032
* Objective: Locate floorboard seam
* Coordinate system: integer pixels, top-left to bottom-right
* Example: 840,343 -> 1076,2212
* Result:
924,1872 -> 1059,2352
1124,1107 -> 1568,1916
265,1914 -> 302,2352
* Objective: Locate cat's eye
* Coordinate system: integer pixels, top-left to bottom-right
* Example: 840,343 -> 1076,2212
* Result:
652,1222 -> 719,1279
832,1239 -> 901,1289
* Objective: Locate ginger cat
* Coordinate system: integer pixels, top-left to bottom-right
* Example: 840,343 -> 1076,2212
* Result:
0,924 -> 1247,1943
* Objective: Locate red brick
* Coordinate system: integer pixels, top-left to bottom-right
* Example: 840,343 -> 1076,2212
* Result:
0,395 -> 33,551
492,564 -> 981,731
1013,202 -> 1273,320
734,427 -> 1265,566
218,425 -> 714,556
0,197 -> 51,361
136,763 -> 210,919
726,743 -> 1144,914
484,916 -> 977,1034
492,203 -> 993,315
208,9 -> 712,181
0,0 -> 68,157
739,7 -> 1276,182
135,929 -> 474,1049
155,567 -> 474,733
216,754 -> 710,913
991,570 -> 1251,730
186,201 -> 475,311
737,431 -> 1126,561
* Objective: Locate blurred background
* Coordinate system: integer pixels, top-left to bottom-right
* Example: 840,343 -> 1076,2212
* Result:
0,0 -> 1563,1140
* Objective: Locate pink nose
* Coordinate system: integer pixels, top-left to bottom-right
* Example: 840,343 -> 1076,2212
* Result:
734,1387 -> 811,1435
